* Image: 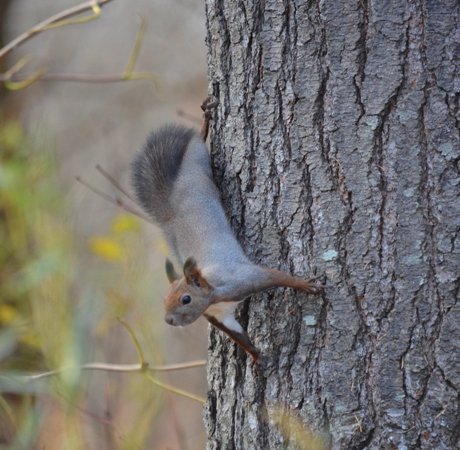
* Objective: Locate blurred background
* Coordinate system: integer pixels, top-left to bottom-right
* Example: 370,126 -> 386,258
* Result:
0,1 -> 209,448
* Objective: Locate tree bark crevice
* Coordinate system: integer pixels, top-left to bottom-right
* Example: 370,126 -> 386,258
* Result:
204,0 -> 459,448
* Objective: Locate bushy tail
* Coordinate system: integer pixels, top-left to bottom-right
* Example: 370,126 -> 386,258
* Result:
131,125 -> 195,223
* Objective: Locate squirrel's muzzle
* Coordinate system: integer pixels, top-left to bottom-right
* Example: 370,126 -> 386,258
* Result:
165,314 -> 177,326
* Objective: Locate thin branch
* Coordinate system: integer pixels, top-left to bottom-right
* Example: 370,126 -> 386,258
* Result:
118,319 -> 205,404
117,317 -> 145,365
96,164 -> 137,203
3,71 -> 45,90
0,56 -> 45,90
3,320 -> 207,404
124,15 -> 146,76
0,0 -> 114,61
1,7 -> 159,91
76,176 -> 154,225
1,360 -> 206,404
144,372 -> 206,404
0,72 -> 154,84
176,109 -> 201,125
3,55 -> 31,79
14,360 -> 206,382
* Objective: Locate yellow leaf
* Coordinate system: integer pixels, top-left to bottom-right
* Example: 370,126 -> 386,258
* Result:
89,236 -> 124,262
111,214 -> 140,234
0,304 -> 18,324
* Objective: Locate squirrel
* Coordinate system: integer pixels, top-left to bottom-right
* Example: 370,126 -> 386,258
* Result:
131,115 -> 323,362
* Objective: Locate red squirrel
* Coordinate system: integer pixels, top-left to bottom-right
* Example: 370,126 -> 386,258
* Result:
131,123 -> 323,362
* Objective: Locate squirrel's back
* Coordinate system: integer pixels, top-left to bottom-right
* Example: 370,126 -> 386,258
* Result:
131,125 -> 196,223
131,123 -> 249,268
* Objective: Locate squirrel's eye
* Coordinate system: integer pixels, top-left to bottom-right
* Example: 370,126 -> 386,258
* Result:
181,295 -> 192,305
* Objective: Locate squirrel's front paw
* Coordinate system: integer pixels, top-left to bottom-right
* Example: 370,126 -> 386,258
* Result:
302,277 -> 325,294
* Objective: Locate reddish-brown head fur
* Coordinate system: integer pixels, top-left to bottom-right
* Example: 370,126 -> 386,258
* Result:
163,257 -> 214,326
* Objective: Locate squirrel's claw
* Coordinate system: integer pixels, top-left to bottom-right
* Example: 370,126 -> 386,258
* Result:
303,277 -> 325,294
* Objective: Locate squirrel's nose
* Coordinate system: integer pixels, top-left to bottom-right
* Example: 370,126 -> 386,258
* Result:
165,315 -> 175,326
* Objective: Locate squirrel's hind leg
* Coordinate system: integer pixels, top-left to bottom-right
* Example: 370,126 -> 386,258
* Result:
205,313 -> 261,362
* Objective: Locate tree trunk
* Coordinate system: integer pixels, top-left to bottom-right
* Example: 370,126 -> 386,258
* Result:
203,0 -> 460,449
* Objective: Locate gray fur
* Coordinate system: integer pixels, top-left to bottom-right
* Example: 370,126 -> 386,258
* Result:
131,125 -> 251,277
131,124 -> 322,358
131,125 -> 194,223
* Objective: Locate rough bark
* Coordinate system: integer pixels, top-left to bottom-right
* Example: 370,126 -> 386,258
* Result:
204,0 -> 460,449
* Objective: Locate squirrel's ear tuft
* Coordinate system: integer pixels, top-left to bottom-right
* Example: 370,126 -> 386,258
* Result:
183,257 -> 211,289
183,257 -> 198,284
165,259 -> 179,283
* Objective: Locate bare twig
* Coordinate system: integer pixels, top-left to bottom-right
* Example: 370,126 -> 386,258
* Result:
0,72 -> 153,84
1,8 -> 159,90
96,165 -> 137,203
1,360 -> 206,404
0,0 -> 114,61
3,320 -> 207,404
4,320 -> 207,404
76,176 -> 154,225
144,372 -> 205,404
117,318 -> 145,365
0,55 -> 45,90
15,360 -> 206,382
117,319 -> 206,404
124,15 -> 146,77
176,109 -> 201,125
